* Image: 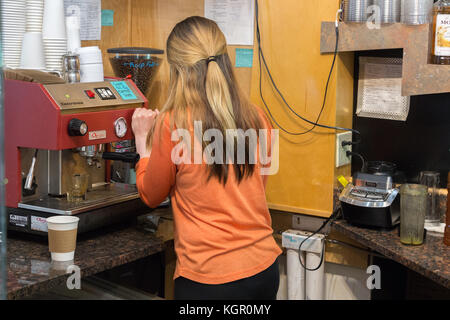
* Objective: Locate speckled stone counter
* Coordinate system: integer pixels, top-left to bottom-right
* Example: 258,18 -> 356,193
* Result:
332,220 -> 450,289
7,207 -> 172,300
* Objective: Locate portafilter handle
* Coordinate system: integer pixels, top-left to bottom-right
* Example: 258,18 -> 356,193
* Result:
101,152 -> 140,164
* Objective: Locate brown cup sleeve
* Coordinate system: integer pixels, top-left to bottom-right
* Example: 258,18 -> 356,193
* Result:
48,229 -> 77,253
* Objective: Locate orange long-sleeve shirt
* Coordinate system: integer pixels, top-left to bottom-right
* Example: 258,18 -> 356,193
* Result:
135,108 -> 282,284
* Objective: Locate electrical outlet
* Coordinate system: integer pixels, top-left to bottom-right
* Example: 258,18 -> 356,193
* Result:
336,132 -> 352,167
292,216 -> 302,229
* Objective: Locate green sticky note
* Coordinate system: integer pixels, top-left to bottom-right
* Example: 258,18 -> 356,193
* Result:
235,48 -> 254,68
101,10 -> 114,26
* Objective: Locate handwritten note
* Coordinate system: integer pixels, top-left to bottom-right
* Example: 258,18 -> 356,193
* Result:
64,0 -> 101,41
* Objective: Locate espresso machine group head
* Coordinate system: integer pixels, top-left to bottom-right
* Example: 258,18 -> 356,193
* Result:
5,79 -> 151,235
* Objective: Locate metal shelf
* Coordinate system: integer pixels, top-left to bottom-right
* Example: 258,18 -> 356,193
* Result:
320,22 -> 450,96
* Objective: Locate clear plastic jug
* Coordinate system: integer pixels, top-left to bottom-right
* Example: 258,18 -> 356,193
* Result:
400,184 -> 427,245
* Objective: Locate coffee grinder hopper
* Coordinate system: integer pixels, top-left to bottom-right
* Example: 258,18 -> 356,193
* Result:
108,47 -> 164,97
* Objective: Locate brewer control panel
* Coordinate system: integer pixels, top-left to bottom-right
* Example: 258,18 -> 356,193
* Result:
44,80 -> 145,113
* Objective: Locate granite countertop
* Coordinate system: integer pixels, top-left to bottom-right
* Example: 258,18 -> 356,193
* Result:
332,220 -> 450,289
7,207 -> 173,300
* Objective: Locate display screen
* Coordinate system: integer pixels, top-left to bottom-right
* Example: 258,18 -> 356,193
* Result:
111,81 -> 137,101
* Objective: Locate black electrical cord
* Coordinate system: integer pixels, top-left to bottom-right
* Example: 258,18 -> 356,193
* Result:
255,0 -> 362,271
255,0 -> 361,137
346,151 -> 367,172
296,207 -> 341,271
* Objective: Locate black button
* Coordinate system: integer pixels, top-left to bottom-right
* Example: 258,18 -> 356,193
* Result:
94,87 -> 117,100
68,119 -> 88,136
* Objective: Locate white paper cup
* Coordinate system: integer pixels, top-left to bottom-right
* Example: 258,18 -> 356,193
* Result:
66,15 -> 80,29
79,52 -> 103,64
46,216 -> 79,262
51,260 -> 74,272
77,46 -> 103,64
42,0 -> 66,39
67,29 -> 81,53
80,63 -> 104,82
20,32 -> 46,69
66,16 -> 81,52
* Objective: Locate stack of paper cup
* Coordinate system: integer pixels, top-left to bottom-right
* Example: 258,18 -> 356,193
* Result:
46,216 -> 79,262
42,0 -> 67,72
26,0 -> 44,32
78,46 -> 104,83
20,32 -> 46,70
1,0 -> 26,68
401,0 -> 434,25
66,16 -> 81,53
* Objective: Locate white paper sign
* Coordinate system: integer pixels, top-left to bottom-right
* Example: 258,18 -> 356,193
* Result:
205,0 -> 254,46
64,0 -> 101,41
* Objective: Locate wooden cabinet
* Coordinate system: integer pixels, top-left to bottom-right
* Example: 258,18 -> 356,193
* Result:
249,0 -> 353,217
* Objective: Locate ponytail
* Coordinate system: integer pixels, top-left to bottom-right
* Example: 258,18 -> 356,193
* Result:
205,58 -> 236,131
161,16 -> 264,184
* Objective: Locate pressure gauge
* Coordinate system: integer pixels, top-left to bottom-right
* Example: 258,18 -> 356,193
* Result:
114,117 -> 128,138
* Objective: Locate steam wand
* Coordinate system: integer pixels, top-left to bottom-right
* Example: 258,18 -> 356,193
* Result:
24,149 -> 38,190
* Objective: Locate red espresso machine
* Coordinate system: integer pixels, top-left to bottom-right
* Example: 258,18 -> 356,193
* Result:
4,79 -> 150,235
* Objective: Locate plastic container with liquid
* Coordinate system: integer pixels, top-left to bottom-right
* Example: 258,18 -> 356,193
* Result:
400,184 -> 427,245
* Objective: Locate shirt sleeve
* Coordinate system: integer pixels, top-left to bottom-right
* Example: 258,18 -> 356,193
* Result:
135,116 -> 176,208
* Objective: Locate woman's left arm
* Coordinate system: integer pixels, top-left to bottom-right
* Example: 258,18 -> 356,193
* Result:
132,108 -> 176,208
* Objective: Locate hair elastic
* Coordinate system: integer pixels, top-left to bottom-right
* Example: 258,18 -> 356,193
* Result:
206,56 -> 218,65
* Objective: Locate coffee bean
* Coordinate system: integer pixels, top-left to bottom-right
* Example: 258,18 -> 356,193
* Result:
110,55 -> 162,95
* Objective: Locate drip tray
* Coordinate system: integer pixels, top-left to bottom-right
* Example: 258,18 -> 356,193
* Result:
19,183 -> 140,215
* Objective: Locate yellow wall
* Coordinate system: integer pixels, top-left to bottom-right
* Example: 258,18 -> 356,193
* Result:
249,0 -> 348,217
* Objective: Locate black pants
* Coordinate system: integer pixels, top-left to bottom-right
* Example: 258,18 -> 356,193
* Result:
174,259 -> 279,300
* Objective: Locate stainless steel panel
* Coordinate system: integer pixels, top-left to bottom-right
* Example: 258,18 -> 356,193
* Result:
19,183 -> 140,215
339,183 -> 399,208
47,149 -> 106,196
48,150 -> 64,196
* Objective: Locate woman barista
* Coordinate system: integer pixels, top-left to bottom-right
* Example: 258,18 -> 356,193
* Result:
131,16 -> 281,300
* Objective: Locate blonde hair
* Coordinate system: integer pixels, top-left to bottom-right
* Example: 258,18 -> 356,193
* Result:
149,16 -> 262,184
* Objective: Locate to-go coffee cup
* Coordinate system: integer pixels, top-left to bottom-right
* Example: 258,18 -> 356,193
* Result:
46,216 -> 79,262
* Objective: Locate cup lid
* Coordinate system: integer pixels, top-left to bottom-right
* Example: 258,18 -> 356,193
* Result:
47,216 -> 80,224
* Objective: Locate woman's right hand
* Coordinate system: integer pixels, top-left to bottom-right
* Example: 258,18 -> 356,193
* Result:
132,108 -> 160,158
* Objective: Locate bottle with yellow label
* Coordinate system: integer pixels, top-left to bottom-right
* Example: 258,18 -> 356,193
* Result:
432,0 -> 450,65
